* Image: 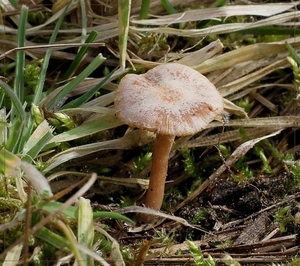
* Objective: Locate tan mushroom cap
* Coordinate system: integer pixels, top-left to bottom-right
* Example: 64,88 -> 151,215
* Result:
114,63 -> 224,136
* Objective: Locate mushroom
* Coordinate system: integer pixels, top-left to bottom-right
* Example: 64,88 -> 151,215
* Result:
114,63 -> 224,223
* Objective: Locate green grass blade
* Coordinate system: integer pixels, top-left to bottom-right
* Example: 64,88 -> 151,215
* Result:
49,114 -> 122,143
23,131 -> 53,161
214,0 -> 227,7
38,201 -> 78,219
8,0 -> 17,7
38,200 -> 134,223
19,2 -> 72,154
12,5 -> 27,115
93,211 -> 133,223
48,54 -> 106,110
286,43 -> 300,66
61,66 -> 115,110
118,0 -> 131,69
62,30 -> 98,81
238,26 -> 300,36
161,0 -> 177,14
34,227 -> 70,249
139,0 -> 150,19
0,90 -> 5,107
33,2 -> 72,107
5,119 -> 24,152
0,80 -> 25,152
0,80 -> 25,120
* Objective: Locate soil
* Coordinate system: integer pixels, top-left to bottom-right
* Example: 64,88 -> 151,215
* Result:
74,168 -> 300,265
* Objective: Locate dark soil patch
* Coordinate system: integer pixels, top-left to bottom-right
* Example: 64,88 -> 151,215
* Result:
106,171 -> 300,265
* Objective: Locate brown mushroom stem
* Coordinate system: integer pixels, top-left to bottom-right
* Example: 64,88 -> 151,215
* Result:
140,133 -> 174,223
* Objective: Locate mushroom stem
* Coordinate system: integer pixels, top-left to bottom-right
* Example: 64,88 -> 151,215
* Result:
140,133 -> 174,223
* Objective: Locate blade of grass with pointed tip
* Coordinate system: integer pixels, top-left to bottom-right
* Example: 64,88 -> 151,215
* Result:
63,30 -> 98,80
49,114 -> 122,143
49,54 -> 106,110
118,0 -> 131,69
61,66 -> 116,109
286,42 -> 300,65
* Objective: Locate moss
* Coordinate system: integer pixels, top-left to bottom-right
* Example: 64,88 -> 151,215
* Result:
180,147 -> 199,178
163,187 -> 183,210
23,60 -> 42,95
190,209 -> 210,224
133,151 -> 152,174
138,33 -> 168,55
275,206 -> 292,233
0,225 -> 24,253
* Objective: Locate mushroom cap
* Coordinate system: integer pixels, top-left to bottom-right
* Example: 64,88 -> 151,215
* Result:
114,63 -> 224,136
